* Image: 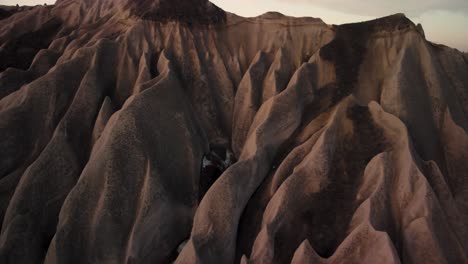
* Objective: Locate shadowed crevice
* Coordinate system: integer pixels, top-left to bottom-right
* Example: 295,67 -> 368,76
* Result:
0,17 -> 62,72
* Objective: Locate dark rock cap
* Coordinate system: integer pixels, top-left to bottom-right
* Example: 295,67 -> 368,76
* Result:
125,0 -> 227,25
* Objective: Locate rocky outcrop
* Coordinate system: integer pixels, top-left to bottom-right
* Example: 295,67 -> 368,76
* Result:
0,1 -> 467,263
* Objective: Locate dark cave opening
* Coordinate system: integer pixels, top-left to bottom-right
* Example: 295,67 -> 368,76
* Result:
198,144 -> 236,201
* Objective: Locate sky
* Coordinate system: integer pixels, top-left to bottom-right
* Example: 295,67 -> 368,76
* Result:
2,0 -> 467,51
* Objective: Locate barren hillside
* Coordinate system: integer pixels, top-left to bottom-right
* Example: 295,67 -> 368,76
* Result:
0,0 -> 467,263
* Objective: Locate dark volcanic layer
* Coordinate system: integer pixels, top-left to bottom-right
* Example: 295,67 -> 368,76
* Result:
126,0 -> 227,25
0,1 -> 467,264
0,8 -> 13,20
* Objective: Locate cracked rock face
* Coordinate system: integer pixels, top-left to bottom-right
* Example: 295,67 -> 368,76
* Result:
0,1 -> 467,263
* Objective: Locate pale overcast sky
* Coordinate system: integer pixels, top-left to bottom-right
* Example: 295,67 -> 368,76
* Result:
2,0 -> 467,51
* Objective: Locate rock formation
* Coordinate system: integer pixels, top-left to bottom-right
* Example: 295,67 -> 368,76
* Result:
0,0 -> 466,263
